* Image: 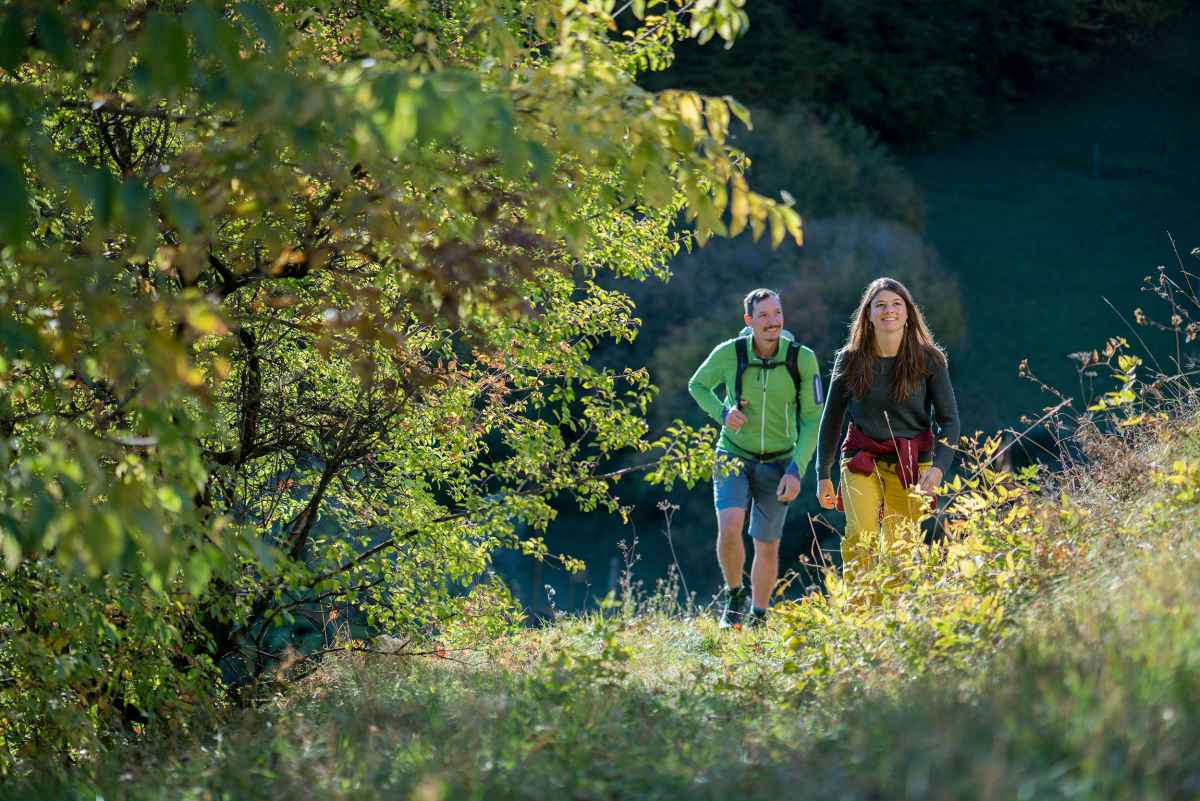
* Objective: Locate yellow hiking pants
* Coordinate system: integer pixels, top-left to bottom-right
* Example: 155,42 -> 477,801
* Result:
839,458 -> 932,579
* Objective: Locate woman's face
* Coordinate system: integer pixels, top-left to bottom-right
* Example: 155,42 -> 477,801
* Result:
869,289 -> 907,337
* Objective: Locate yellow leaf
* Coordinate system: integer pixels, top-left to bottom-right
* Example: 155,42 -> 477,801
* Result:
676,92 -> 703,134
1117,354 -> 1142,372
728,175 -> 749,237
768,206 -> 785,248
725,96 -> 752,129
705,97 -> 729,141
185,305 -> 229,336
177,355 -> 205,386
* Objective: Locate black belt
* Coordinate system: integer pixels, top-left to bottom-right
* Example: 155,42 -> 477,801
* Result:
740,447 -> 791,463
845,448 -> 932,464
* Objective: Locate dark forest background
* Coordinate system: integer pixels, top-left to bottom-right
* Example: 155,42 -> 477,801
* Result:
502,0 -> 1200,613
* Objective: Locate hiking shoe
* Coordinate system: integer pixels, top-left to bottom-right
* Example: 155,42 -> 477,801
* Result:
719,585 -> 749,629
746,607 -> 768,628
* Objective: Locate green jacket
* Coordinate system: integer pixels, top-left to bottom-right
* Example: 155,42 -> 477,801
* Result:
688,335 -> 823,478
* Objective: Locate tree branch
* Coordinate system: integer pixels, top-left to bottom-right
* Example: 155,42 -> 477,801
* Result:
59,99 -> 235,127
235,328 -> 261,468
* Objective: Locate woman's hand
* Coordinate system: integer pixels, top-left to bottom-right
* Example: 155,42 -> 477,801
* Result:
917,466 -> 943,495
817,478 -> 837,509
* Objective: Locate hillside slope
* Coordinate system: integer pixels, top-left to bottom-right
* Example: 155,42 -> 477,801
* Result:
906,12 -> 1200,429
12,410 -> 1200,800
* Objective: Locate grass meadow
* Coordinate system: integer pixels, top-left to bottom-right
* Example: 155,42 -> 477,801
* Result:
10,393 -> 1200,800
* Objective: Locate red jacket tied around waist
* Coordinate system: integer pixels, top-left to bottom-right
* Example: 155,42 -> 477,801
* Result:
836,424 -> 935,512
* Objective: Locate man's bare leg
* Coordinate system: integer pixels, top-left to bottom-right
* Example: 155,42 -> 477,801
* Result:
716,507 -> 746,588
750,538 -> 780,611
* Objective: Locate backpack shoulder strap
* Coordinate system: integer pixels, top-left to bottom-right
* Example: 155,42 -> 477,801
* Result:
785,341 -> 804,431
733,337 -> 749,408
785,341 -> 802,398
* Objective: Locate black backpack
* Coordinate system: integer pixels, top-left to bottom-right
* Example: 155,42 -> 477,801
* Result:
732,334 -> 807,434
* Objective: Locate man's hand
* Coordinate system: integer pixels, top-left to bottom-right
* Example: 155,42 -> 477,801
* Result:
816,478 -> 837,509
724,406 -> 748,432
917,466 -> 943,495
776,473 -> 800,503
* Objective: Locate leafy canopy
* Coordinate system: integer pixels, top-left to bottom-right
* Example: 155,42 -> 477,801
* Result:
0,0 -> 797,766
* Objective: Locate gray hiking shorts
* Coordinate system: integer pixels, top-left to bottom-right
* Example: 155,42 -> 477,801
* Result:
713,451 -> 792,543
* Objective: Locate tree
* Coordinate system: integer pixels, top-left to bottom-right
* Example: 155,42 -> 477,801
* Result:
0,0 -> 797,766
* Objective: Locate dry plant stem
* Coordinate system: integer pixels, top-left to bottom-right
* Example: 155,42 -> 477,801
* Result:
1103,296 -> 1167,375
1167,231 -> 1195,297
658,501 -> 690,602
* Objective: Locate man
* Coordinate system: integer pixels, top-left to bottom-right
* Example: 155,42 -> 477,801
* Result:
688,289 -> 824,627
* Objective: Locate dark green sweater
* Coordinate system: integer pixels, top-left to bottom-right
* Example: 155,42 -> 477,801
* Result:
816,349 -> 960,479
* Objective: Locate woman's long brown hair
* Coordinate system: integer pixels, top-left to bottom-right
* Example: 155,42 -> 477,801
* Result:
837,277 -> 946,402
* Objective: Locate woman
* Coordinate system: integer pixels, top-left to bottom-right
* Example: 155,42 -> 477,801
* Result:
815,277 -> 960,578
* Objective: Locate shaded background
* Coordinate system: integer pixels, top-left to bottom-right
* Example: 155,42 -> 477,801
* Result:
497,3 -> 1200,614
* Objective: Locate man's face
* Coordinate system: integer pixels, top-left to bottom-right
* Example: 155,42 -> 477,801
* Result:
744,294 -> 784,347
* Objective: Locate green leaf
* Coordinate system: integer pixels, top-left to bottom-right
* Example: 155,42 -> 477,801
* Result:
36,9 -> 71,67
0,153 -> 29,245
92,169 -> 116,227
165,193 -> 203,235
385,88 -> 418,152
119,180 -> 154,252
137,14 -> 190,94
0,9 -> 26,72
184,5 -> 240,67
95,36 -> 134,86
0,526 -> 20,570
641,163 -> 673,208
0,316 -> 47,362
725,96 -> 752,130
527,142 -> 554,183
185,550 -> 213,596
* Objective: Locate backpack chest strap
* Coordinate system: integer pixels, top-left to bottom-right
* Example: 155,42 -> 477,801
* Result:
733,338 -> 803,416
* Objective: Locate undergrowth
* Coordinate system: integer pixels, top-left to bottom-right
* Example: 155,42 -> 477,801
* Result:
10,263 -> 1200,799
10,408 -> 1200,800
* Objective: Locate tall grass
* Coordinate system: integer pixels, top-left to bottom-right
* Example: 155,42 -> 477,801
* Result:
10,409 -> 1200,800
9,266 -> 1200,800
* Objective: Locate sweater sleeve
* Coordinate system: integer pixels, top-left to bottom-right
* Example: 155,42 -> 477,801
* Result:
786,346 -> 823,479
815,350 -> 849,480
928,358 -> 961,475
687,342 -> 731,425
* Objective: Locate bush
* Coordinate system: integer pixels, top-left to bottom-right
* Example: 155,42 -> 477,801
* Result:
736,106 -> 925,230
0,562 -> 221,766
